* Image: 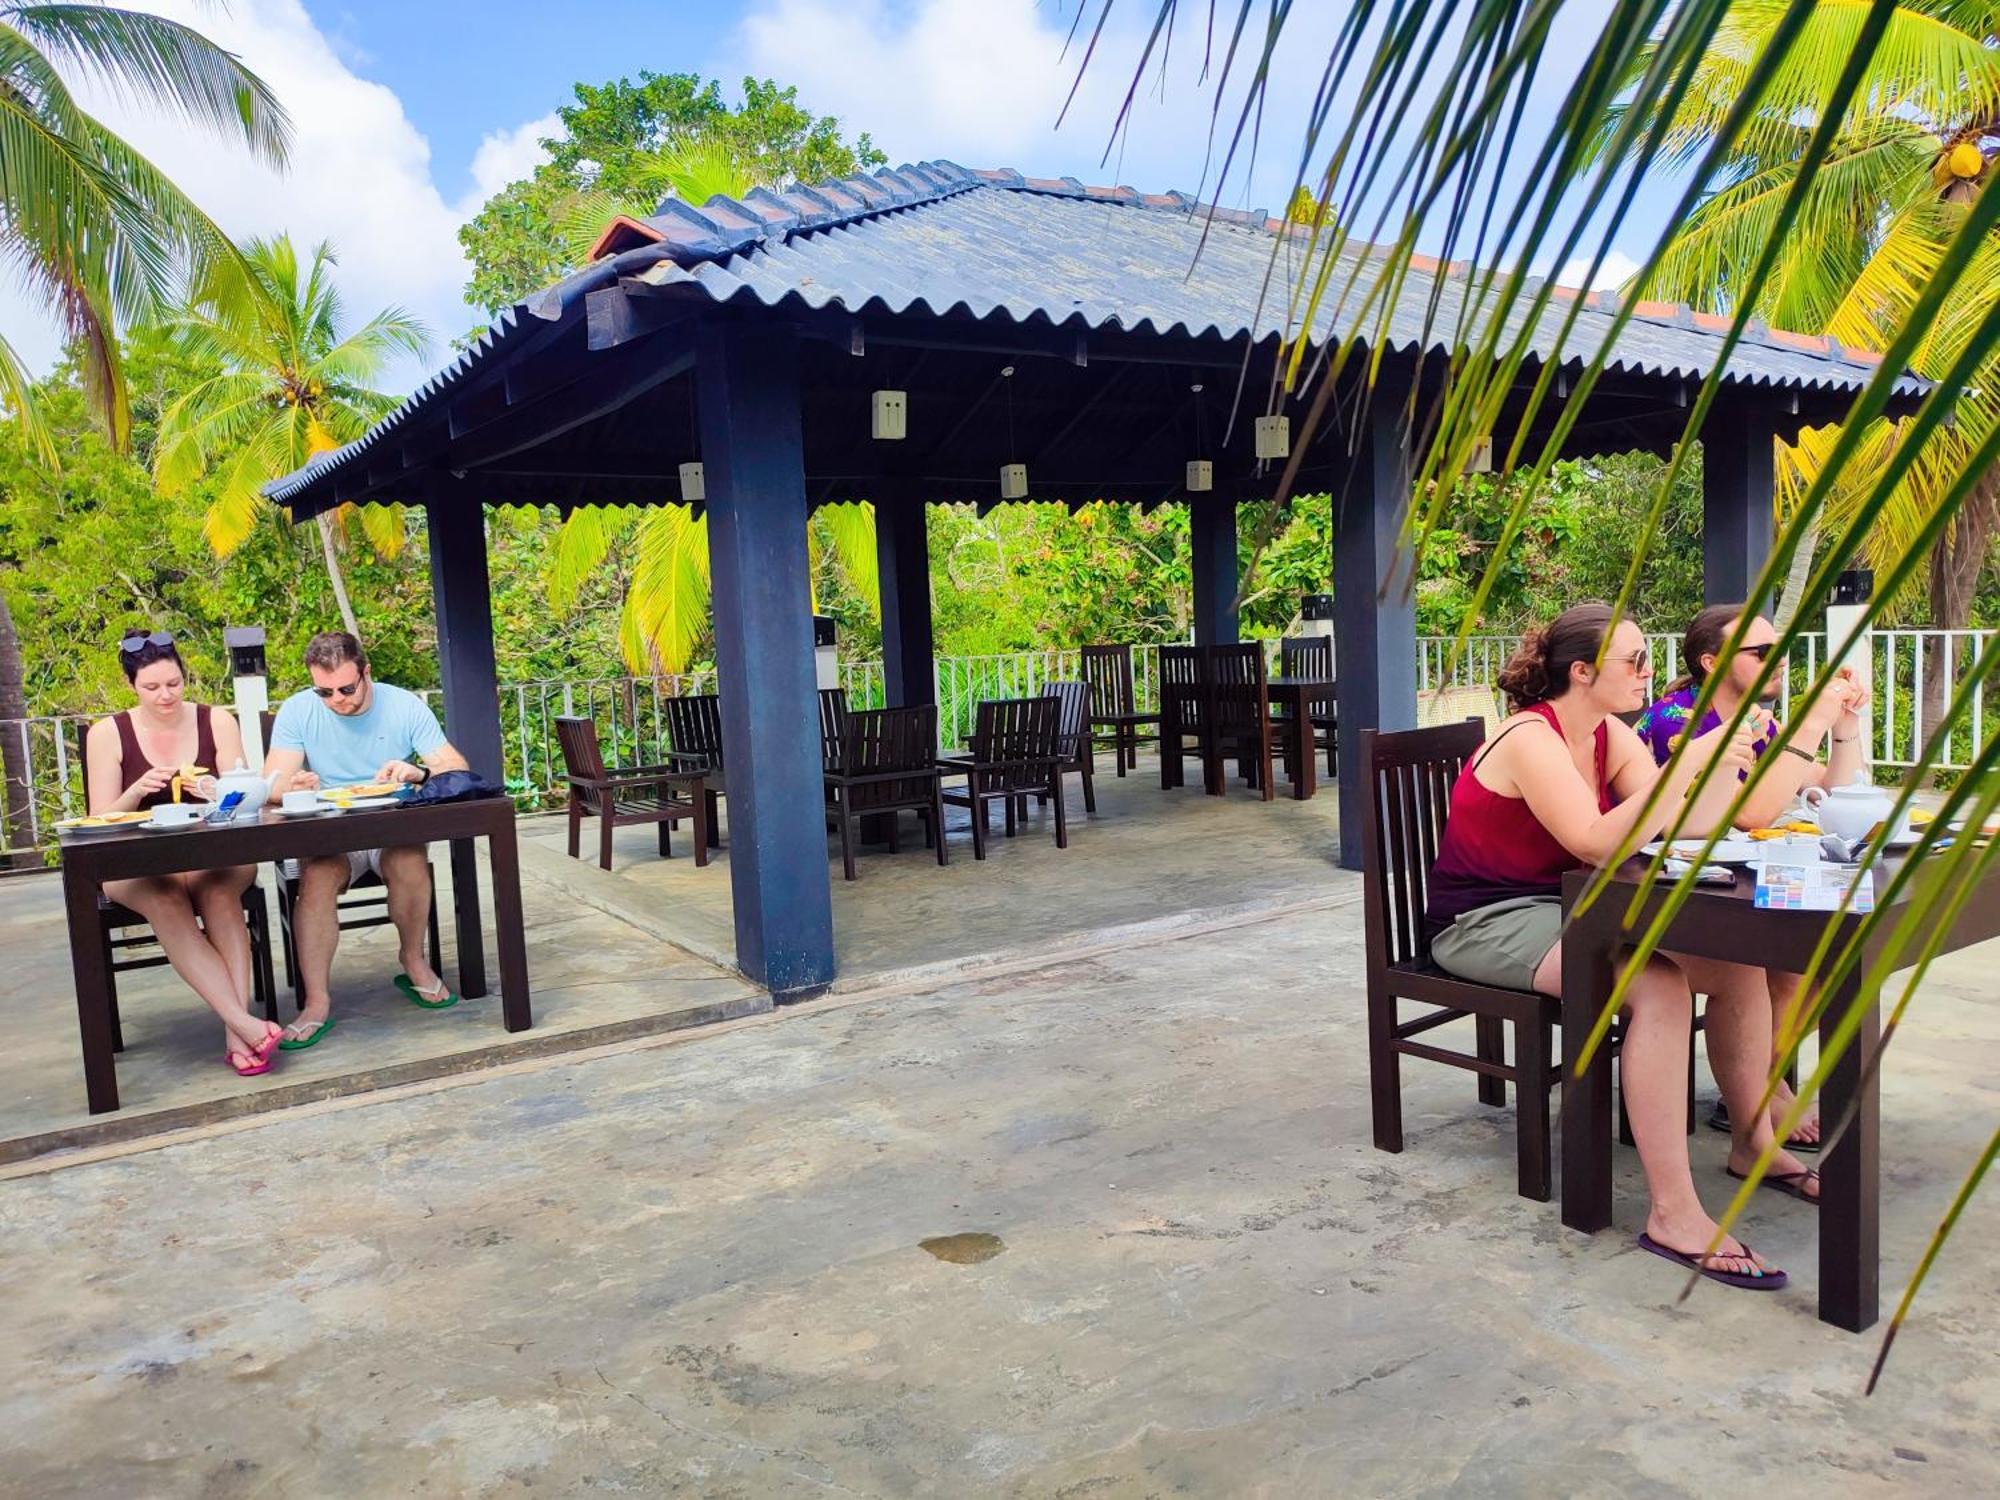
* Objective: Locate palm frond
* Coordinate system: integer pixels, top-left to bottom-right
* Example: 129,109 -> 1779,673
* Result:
625,506 -> 711,675
549,505 -> 635,613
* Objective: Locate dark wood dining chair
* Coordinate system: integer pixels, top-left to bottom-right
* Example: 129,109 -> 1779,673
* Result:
939,696 -> 1066,860
70,724 -> 278,1048
259,711 -> 441,1005
1207,643 -> 1289,800
1081,644 -> 1159,776
1279,635 -> 1338,777
663,693 -> 726,848
824,705 -> 946,881
1042,680 -> 1097,815
554,715 -> 707,872
1362,719 -> 1563,1200
1156,644 -> 1209,791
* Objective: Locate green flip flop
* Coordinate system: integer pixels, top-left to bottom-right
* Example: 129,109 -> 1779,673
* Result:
278,1016 -> 336,1051
395,972 -> 459,1010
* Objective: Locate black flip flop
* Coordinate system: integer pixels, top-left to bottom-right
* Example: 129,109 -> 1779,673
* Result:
1727,1165 -> 1820,1206
1708,1101 -> 1822,1153
1637,1232 -> 1788,1291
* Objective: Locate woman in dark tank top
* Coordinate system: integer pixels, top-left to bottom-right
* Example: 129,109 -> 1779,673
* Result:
83,630 -> 281,1075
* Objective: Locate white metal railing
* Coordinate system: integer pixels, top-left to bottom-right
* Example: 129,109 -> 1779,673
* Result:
5,631 -> 1987,861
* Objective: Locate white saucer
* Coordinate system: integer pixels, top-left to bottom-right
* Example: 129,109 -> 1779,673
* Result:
1640,838 -> 1763,865
140,817 -> 205,833
275,802 -> 343,818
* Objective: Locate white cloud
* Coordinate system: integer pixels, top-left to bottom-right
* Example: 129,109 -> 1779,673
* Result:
461,112 -> 560,214
1556,250 -> 1644,291
0,0 -> 544,389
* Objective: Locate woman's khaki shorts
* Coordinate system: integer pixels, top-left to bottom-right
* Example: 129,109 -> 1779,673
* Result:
1430,895 -> 1563,992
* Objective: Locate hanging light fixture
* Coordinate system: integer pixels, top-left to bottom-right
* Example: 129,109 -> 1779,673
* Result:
872,389 -> 907,440
1253,413 -> 1291,460
998,365 -> 1028,499
1185,380 -> 1213,492
678,461 -> 705,502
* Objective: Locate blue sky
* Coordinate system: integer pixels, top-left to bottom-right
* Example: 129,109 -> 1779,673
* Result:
2,0 -> 1648,390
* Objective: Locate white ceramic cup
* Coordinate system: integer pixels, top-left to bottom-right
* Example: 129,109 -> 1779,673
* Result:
149,802 -> 201,827
282,789 -> 321,813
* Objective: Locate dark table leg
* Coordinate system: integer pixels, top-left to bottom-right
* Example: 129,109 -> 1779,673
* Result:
62,857 -> 119,1114
1818,968 -> 1881,1331
1289,688 -> 1315,800
1561,901 -> 1618,1232
486,817 -> 533,1032
448,836 -> 487,1000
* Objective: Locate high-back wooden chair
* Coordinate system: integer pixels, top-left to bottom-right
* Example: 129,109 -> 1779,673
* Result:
71,722 -> 278,1048
1156,645 -> 1208,791
260,711 -> 440,1005
1280,635 -> 1337,777
554,715 -> 706,872
1081,644 -> 1159,776
1206,643 -> 1282,800
824,705 -> 946,881
1361,719 -> 1562,1200
1043,681 -> 1096,815
663,693 -> 726,848
939,696 -> 1067,860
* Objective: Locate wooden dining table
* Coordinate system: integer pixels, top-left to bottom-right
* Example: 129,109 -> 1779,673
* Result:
1560,852 -> 2000,1331
59,796 -> 531,1115
1264,676 -> 1336,800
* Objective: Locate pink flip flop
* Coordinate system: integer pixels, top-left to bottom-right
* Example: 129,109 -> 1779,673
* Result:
226,1047 -> 273,1077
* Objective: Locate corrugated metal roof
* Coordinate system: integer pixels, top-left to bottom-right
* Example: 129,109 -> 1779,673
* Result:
267,160 -> 1922,505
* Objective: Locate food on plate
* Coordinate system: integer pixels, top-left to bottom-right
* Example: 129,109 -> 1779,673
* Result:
326,781 -> 400,798
58,811 -> 151,829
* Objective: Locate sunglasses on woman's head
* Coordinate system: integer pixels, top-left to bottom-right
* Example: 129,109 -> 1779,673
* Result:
119,629 -> 174,654
312,679 -> 364,700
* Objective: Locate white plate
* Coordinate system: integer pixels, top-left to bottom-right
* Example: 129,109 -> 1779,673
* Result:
1639,838 -> 1764,865
140,816 -> 206,833
275,802 -> 343,818
318,790 -> 398,805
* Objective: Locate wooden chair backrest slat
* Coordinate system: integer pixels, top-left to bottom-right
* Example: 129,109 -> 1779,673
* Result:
1360,719 -> 1485,971
969,696 -> 1061,790
1206,643 -> 1271,738
819,688 -> 850,763
553,715 -> 608,783
664,694 -> 725,766
1281,635 -> 1333,681
1081,644 -> 1136,718
1158,644 -> 1205,731
837,705 -> 936,810
1047,681 -> 1089,760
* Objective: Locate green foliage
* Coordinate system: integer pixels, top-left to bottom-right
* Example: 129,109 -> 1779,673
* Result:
458,73 -> 885,314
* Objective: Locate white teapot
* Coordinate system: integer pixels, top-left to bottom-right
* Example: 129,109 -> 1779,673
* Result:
211,759 -> 271,821
1804,777 -> 1893,844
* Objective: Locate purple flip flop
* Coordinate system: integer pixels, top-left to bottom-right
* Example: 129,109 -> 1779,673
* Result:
1637,1232 -> 1789,1291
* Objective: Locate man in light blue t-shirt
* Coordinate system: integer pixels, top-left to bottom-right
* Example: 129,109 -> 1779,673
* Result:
263,631 -> 470,1048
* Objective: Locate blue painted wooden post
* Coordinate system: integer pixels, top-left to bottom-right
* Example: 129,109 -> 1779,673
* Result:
1190,495 -> 1239,645
425,485 -> 506,997
1702,401 -> 1776,608
1334,398 -> 1419,871
875,496 -> 935,706
425,489 -> 505,781
698,322 -> 837,994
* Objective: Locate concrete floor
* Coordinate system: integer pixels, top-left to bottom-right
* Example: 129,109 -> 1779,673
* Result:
2,898 -> 1995,1496
518,756 -> 1345,986
0,758 -> 1337,1157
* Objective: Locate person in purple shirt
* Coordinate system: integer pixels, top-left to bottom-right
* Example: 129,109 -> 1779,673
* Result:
1638,602 -> 1869,1155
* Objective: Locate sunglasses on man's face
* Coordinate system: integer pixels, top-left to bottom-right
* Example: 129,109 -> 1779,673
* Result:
119,629 -> 174,654
1736,642 -> 1776,662
312,676 -> 364,700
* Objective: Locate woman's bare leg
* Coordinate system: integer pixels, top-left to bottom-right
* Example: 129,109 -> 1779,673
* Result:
189,867 -> 258,1052
103,876 -> 271,1056
1533,941 -> 1771,1274
1678,956 -> 1817,1200
1765,969 -> 1820,1143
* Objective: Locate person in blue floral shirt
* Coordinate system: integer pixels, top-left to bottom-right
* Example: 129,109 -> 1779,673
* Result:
1640,602 -> 1869,1155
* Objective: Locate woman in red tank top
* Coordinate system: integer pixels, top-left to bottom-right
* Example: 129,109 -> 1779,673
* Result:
84,630 -> 280,1075
1426,605 -> 1819,1290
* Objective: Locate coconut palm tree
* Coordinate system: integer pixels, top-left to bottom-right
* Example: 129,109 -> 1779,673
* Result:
1602,0 -> 2000,716
0,1 -> 289,855
154,235 -> 430,639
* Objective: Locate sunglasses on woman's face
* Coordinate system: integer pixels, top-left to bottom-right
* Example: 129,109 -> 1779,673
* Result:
312,674 -> 365,700
1736,642 -> 1776,661
119,629 -> 174,653
1613,649 -> 1651,674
